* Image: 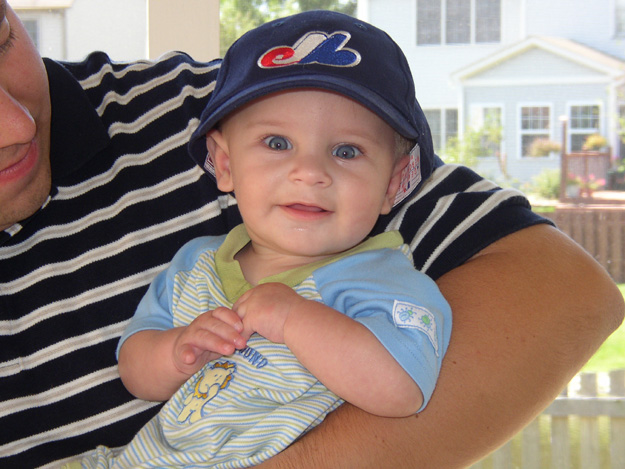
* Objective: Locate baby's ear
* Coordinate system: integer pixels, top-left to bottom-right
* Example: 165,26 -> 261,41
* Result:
207,129 -> 234,192
381,155 -> 410,215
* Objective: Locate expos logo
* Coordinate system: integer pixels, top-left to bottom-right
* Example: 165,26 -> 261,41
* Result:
257,31 -> 361,69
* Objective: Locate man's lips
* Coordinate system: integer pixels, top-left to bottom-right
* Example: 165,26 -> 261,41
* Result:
0,141 -> 38,184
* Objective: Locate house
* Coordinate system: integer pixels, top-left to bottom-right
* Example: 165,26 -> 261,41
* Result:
12,0 -> 220,62
359,0 -> 625,184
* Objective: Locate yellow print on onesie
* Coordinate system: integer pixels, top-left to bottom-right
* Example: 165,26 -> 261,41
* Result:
177,361 -> 236,424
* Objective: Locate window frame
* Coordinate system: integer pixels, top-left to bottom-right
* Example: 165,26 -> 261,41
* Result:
517,103 -> 554,158
424,107 -> 459,153
416,0 -> 501,46
567,102 -> 602,152
470,103 -> 504,158
615,0 -> 625,37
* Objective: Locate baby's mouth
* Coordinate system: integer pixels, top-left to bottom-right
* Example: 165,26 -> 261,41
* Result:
287,203 -> 326,212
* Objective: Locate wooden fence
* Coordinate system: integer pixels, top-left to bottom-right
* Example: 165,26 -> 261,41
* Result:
540,206 -> 625,283
470,370 -> 625,469
560,151 -> 611,201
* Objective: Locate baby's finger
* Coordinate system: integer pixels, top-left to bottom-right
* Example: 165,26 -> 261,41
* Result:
190,316 -> 246,351
210,307 -> 244,333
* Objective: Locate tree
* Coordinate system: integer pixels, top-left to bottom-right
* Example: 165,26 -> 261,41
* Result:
219,0 -> 357,55
443,117 -> 503,170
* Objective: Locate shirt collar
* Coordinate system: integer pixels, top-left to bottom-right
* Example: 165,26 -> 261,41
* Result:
43,58 -> 110,182
215,224 -> 403,303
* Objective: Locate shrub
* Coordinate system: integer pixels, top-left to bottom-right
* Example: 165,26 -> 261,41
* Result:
582,134 -> 608,151
530,168 -> 561,199
528,138 -> 561,157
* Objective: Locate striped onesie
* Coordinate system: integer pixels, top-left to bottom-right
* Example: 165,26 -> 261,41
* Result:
80,224 -> 451,468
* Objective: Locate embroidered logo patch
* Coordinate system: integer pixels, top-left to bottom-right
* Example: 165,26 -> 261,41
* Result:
258,31 -> 361,69
392,300 -> 439,356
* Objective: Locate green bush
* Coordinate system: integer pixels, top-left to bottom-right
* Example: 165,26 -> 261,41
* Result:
528,138 -> 561,157
529,168 -> 561,199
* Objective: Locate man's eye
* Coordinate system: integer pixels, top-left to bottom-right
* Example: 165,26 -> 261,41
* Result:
263,136 -> 292,151
332,144 -> 361,160
0,17 -> 15,55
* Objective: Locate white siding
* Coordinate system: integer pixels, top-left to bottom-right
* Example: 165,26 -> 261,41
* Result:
469,48 -> 610,83
64,0 -> 147,61
525,0 -> 625,59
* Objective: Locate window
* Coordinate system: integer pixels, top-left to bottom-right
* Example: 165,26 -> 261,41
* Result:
425,108 -> 458,153
446,0 -> 470,44
480,107 -> 502,157
425,109 -> 442,152
519,106 -> 551,157
417,0 -> 442,45
616,0 -> 625,36
475,0 -> 501,42
569,105 -> 600,151
417,0 -> 501,45
445,109 -> 458,144
469,105 -> 502,157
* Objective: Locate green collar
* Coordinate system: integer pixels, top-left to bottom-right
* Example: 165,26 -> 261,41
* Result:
215,224 -> 403,303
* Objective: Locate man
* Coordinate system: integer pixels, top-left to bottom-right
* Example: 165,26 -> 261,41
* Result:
1,2 -> 623,467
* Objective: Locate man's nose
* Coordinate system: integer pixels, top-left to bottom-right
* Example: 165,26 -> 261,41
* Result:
288,152 -> 332,187
0,86 -> 36,148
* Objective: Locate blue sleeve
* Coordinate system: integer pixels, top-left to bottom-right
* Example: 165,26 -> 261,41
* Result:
312,247 -> 452,410
116,235 -> 227,358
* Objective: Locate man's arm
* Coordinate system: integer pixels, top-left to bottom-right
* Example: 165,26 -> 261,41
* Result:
259,224 -> 625,468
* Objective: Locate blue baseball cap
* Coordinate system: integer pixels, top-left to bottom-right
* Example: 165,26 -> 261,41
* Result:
188,10 -> 435,204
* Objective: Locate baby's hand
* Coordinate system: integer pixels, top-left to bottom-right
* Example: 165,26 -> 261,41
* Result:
233,283 -> 306,343
173,307 -> 246,376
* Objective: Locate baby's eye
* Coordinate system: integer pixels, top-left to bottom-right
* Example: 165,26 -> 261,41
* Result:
263,136 -> 292,151
332,144 -> 361,160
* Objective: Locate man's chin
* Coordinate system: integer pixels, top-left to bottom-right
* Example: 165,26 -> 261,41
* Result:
0,163 -> 52,231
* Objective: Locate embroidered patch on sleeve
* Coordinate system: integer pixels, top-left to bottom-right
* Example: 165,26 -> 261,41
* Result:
392,300 -> 439,356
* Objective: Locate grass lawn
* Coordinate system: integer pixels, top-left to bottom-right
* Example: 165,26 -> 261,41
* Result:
582,283 -> 625,372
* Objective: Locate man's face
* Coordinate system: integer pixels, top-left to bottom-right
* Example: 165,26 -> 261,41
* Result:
0,1 -> 52,231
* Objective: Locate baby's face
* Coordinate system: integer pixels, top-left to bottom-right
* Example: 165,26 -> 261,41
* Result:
211,89 -> 404,265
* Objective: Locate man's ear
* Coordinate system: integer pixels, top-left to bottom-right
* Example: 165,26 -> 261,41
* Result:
381,155 -> 410,215
207,129 -> 234,192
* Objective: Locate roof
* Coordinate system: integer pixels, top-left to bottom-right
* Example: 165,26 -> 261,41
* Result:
452,36 -> 625,82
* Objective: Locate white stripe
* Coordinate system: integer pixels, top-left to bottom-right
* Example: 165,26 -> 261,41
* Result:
78,51 -> 218,92
54,125 -> 203,201
78,58 -> 160,90
408,178 -> 483,252
0,322 -> 127,377
386,164 -> 460,233
0,166 -> 210,261
108,83 -> 214,137
95,63 -> 217,116
0,399 -> 159,459
0,366 -> 120,418
1,199 -> 222,294
0,267 -> 159,338
418,186 -> 526,272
